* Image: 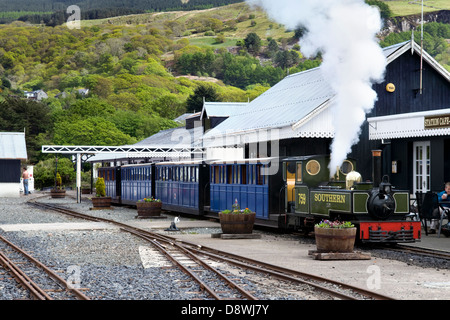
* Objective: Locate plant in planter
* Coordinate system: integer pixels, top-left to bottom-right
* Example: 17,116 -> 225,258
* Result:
314,220 -> 357,253
136,197 -> 163,218
91,177 -> 111,208
81,170 -> 92,194
219,199 -> 256,234
50,173 -> 66,198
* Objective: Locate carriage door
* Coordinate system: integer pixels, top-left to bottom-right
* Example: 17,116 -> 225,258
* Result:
413,141 -> 431,194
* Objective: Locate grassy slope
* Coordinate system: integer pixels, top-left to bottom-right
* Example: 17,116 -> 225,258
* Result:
383,0 -> 450,16
80,2 -> 294,45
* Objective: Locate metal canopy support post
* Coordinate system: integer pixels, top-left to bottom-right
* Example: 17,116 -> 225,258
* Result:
76,153 -> 81,203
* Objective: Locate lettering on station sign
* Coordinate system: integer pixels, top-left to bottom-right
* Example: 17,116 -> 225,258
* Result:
424,114 -> 450,129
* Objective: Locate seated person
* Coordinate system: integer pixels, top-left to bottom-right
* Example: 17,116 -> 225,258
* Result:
430,182 -> 450,233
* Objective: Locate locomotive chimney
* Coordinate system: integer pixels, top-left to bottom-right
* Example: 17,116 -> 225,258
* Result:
372,150 -> 382,187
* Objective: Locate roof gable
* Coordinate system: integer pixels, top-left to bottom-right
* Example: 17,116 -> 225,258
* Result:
200,102 -> 249,120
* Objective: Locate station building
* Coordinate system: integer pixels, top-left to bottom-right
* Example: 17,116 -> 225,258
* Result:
0,132 -> 28,197
201,40 -> 450,195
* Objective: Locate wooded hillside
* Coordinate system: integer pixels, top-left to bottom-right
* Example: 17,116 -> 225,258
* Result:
0,1 -> 448,169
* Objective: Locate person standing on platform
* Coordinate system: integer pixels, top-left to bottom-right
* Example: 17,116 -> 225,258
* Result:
22,167 -> 30,195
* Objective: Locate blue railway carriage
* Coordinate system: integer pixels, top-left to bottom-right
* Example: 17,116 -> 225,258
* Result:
98,166 -> 120,203
208,158 -> 284,227
120,163 -> 154,206
155,160 -> 209,215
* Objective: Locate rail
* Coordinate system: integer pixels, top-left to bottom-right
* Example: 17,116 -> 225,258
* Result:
28,200 -> 394,300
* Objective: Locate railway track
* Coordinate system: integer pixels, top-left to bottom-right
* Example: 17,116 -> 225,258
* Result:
27,199 -> 394,300
388,244 -> 450,261
0,233 -> 90,300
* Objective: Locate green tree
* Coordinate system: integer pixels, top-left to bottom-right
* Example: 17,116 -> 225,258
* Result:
365,0 -> 392,19
244,32 -> 262,55
34,157 -> 75,189
0,97 -> 52,163
275,50 -> 300,70
266,39 -> 279,58
186,84 -> 220,113
53,117 -> 136,145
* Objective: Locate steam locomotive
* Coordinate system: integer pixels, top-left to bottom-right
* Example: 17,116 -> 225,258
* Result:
282,152 -> 421,242
98,152 -> 421,243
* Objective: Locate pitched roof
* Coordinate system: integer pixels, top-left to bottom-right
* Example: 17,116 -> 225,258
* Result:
0,132 -> 27,160
200,102 -> 249,120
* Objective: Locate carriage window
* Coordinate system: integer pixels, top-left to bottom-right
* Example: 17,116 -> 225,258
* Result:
256,164 -> 264,185
215,166 -> 219,184
241,165 -> 247,184
226,165 -> 231,184
191,167 -> 196,182
249,165 -> 255,185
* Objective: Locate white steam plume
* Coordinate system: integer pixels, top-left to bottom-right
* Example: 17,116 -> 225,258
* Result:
247,0 -> 386,176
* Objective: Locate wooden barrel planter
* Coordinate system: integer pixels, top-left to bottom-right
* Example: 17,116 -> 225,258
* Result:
314,226 -> 357,253
50,189 -> 66,198
219,212 -> 256,234
92,196 -> 112,208
136,201 -> 162,218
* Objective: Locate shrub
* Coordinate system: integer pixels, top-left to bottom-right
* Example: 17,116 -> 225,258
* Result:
95,177 -> 106,197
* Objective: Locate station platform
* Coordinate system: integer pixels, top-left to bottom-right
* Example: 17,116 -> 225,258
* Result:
402,229 -> 450,252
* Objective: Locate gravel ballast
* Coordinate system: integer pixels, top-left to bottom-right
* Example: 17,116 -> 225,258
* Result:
1,192 -> 449,301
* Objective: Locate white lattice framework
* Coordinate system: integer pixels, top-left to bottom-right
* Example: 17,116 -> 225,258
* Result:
41,145 -> 205,203
42,145 -> 205,157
